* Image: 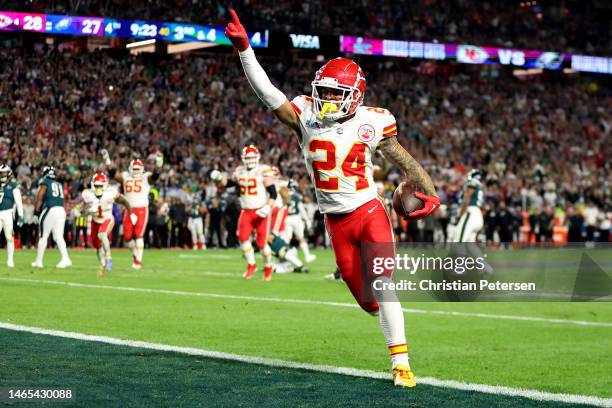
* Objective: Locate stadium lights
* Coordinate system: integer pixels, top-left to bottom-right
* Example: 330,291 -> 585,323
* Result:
167,41 -> 218,54
126,39 -> 156,49
513,68 -> 543,76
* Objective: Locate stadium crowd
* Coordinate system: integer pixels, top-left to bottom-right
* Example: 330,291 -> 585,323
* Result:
0,44 -> 610,249
2,0 -> 610,54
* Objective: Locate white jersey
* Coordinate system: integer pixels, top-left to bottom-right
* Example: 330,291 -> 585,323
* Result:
121,171 -> 150,208
291,95 -> 398,214
233,164 -> 274,210
82,187 -> 119,223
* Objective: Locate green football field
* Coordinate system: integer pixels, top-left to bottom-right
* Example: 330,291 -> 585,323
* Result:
0,248 -> 611,407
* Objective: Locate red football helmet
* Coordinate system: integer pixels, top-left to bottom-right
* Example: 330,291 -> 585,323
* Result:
91,172 -> 109,195
129,159 -> 144,176
311,57 -> 366,121
241,145 -> 260,170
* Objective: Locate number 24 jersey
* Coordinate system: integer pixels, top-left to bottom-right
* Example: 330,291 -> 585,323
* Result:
291,95 -> 397,214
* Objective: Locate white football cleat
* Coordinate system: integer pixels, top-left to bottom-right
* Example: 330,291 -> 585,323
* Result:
7,260 -> 14,268
131,262 -> 142,270
31,261 -> 43,268
56,259 -> 72,269
304,254 -> 317,263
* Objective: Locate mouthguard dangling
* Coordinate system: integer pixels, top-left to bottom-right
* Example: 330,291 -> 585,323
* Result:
319,102 -> 338,119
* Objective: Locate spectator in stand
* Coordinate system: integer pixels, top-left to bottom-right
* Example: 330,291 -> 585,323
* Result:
21,196 -> 36,249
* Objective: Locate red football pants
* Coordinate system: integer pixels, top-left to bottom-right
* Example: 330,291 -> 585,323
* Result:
123,207 -> 149,241
237,208 -> 270,249
324,197 -> 395,313
91,218 -> 114,249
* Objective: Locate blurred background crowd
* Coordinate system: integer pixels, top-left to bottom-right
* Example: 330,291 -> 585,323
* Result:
0,1 -> 610,249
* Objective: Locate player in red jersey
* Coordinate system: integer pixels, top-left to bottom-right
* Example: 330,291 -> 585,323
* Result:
213,145 -> 278,281
226,10 -> 439,387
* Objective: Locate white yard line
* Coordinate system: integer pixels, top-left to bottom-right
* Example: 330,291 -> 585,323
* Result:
1,277 -> 611,328
0,322 -> 610,407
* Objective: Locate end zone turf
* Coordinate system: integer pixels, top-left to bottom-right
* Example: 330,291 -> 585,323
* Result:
2,325 -> 609,408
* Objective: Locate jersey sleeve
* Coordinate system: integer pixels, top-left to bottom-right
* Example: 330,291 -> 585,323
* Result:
260,165 -> 275,178
290,95 -> 313,119
110,186 -> 120,199
380,110 -> 398,139
365,108 -> 398,150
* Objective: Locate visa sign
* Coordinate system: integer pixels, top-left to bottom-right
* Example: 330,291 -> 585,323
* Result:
290,33 -> 320,49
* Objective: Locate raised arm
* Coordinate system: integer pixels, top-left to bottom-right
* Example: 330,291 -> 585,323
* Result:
102,149 -> 123,183
378,137 -> 439,221
225,9 -> 300,133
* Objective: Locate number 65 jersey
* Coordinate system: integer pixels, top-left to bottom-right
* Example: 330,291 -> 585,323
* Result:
290,95 -> 397,214
121,171 -> 150,208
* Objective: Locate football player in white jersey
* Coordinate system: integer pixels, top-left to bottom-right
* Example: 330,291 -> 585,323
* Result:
104,151 -> 162,269
227,10 -> 439,387
81,173 -> 132,277
212,145 -> 278,280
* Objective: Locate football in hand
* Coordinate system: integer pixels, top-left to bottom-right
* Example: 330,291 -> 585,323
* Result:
392,182 -> 424,218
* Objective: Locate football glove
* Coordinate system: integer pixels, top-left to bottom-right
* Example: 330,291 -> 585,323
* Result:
405,192 -> 440,222
155,152 -> 164,168
225,9 -> 250,52
16,216 -> 24,228
210,170 -> 223,182
100,149 -> 111,166
129,213 -> 138,225
256,204 -> 271,218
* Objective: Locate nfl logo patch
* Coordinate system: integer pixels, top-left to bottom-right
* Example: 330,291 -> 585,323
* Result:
358,124 -> 375,142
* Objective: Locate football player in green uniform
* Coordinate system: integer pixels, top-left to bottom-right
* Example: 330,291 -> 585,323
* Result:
32,166 -> 72,268
0,164 -> 23,268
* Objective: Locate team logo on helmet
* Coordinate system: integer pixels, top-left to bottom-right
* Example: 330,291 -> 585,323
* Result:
42,166 -> 57,179
357,124 -> 375,142
0,163 -> 12,185
311,57 -> 366,122
129,159 -> 144,176
91,172 -> 109,196
467,169 -> 484,181
241,145 -> 260,170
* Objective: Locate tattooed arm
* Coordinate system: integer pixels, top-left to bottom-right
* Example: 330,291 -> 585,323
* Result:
378,137 -> 437,197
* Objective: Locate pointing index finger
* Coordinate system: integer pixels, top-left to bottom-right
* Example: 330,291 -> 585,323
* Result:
229,8 -> 241,26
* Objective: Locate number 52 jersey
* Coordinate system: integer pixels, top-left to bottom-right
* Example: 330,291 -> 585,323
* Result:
291,95 -> 397,214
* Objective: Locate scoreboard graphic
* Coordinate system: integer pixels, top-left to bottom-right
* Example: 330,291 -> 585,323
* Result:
0,10 -> 268,48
